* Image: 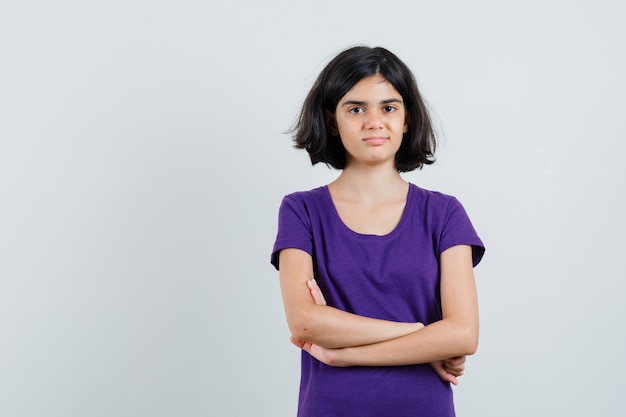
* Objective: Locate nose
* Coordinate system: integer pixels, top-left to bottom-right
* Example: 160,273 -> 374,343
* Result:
364,111 -> 384,129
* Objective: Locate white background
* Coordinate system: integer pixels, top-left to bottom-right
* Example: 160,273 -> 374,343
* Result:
1,1 -> 624,416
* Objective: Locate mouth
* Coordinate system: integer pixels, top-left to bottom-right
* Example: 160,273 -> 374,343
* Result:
362,137 -> 388,145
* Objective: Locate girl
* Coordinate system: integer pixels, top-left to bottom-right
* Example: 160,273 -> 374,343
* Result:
271,46 -> 485,417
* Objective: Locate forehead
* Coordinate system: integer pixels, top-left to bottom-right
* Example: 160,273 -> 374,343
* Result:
341,74 -> 402,100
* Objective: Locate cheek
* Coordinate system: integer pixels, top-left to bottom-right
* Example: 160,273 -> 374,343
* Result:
337,124 -> 357,138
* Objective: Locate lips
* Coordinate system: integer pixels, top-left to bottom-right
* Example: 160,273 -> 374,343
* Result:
363,137 -> 387,145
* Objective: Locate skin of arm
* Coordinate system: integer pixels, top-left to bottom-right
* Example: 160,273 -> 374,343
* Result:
297,276 -> 467,385
291,245 -> 479,369
279,248 -> 423,349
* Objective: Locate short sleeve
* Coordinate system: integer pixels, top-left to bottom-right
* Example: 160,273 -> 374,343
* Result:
439,197 -> 485,267
270,194 -> 314,270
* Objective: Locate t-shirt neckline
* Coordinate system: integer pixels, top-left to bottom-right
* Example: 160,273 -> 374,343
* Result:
321,183 -> 414,239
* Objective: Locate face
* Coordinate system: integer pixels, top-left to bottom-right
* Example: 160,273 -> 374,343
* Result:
328,74 -> 408,169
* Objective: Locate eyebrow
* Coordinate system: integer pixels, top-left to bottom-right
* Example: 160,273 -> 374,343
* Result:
341,98 -> 403,107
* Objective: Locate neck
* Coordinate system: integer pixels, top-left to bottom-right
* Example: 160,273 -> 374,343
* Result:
331,162 -> 407,202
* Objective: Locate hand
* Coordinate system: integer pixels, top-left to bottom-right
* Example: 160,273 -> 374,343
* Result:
296,279 -> 425,363
290,336 -> 346,367
307,279 -> 327,306
430,356 -> 466,385
290,280 -> 343,365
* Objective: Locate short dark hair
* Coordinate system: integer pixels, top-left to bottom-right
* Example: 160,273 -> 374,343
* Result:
291,46 -> 437,172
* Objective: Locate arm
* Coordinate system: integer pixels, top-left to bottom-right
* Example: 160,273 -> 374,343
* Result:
295,245 -> 479,367
300,276 -> 468,385
279,248 -> 422,349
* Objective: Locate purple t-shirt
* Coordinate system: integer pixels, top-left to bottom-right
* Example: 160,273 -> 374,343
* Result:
271,183 -> 485,417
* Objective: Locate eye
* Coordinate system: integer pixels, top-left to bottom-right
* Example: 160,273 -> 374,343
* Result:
348,106 -> 364,114
383,105 -> 397,113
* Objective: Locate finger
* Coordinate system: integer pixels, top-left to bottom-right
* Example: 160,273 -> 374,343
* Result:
431,361 -> 458,386
307,279 -> 320,303
443,357 -> 466,376
445,367 -> 464,377
444,356 -> 465,367
289,336 -> 314,355
307,279 -> 327,305
289,336 -> 305,349
443,363 -> 464,376
445,356 -> 466,366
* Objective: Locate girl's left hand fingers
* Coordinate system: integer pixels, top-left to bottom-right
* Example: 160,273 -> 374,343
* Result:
430,361 -> 459,385
443,356 -> 466,376
307,279 -> 327,306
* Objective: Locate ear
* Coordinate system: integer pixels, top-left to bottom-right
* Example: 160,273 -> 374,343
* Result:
403,114 -> 409,133
325,109 -> 339,136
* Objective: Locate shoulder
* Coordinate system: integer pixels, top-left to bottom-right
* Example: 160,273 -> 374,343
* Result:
276,186 -> 331,223
408,183 -> 460,212
408,184 -> 485,265
282,186 -> 326,201
407,183 -> 474,231
280,186 -> 328,209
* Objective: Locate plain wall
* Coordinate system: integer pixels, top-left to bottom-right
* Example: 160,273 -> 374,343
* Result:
1,1 -> 624,416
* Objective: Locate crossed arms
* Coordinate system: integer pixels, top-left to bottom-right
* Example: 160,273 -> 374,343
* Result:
278,244 -> 479,384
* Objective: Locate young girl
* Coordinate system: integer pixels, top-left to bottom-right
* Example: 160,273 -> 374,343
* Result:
271,46 -> 485,417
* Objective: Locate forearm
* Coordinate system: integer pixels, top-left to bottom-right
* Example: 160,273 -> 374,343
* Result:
285,246 -> 480,373
330,318 -> 478,367
280,249 -> 421,349
288,304 -> 422,349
